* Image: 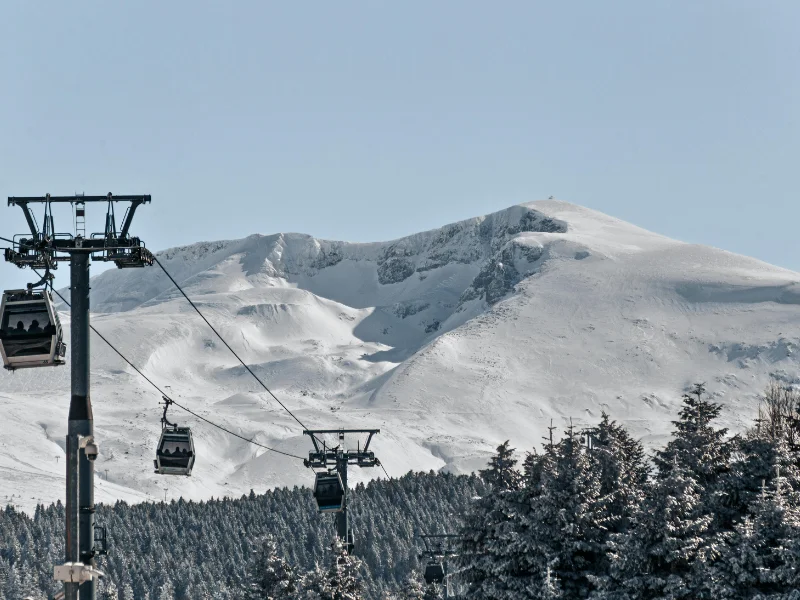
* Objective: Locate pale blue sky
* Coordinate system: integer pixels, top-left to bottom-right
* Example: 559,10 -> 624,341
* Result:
1,1 -> 798,291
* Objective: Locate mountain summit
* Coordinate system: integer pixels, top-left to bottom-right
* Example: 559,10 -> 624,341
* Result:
3,200 -> 800,510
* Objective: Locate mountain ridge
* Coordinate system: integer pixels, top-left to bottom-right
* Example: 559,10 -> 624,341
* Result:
3,199 -> 799,512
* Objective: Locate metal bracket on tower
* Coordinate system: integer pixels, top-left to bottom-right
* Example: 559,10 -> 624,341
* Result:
53,563 -> 104,584
303,428 -> 380,468
93,525 -> 108,556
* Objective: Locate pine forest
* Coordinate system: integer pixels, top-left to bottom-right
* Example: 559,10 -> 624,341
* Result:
3,383 -> 800,599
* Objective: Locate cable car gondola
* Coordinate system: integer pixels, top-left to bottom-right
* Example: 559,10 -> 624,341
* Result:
424,561 -> 445,584
153,397 -> 195,476
313,471 -> 345,513
0,288 -> 66,370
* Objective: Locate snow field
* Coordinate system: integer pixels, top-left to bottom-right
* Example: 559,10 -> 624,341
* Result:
2,199 -> 799,512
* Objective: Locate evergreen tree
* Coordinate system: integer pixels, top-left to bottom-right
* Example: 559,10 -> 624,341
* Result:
303,564 -> 327,600
157,580 -> 175,600
459,441 -> 522,599
4,566 -> 23,600
517,428 -> 608,599
400,571 -> 426,600
704,471 -> 800,598
100,580 -> 120,600
398,570 -> 442,600
589,413 -> 649,535
482,441 -> 523,491
718,421 -> 800,530
243,535 -> 299,599
538,566 -> 562,599
120,582 -> 135,600
654,384 -> 730,489
18,396 -> 800,599
422,582 -> 444,600
600,464 -> 714,599
304,538 -> 365,600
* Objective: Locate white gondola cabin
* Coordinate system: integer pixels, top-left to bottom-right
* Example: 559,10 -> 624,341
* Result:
314,472 -> 345,513
154,426 -> 195,476
0,289 -> 66,370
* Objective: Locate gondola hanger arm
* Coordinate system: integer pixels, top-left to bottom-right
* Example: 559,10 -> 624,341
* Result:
161,396 -> 178,429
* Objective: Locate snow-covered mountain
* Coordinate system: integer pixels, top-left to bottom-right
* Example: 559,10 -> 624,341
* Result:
3,200 -> 800,512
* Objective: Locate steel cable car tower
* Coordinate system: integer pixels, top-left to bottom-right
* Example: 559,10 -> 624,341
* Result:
3,193 -> 153,600
303,428 -> 380,553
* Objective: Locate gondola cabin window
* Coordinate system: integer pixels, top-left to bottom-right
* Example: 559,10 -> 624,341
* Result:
1,305 -> 54,356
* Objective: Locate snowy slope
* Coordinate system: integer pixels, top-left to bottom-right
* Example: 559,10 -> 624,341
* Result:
2,200 -> 800,512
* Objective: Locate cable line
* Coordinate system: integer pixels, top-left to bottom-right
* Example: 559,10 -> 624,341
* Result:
160,399 -> 304,461
152,255 -> 314,434
37,273 -> 305,462
1,234 -> 41,250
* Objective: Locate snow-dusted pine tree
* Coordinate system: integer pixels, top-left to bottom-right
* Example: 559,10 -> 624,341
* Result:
100,580 -> 120,600
517,428 -> 608,599
654,384 -> 731,489
400,571 -> 426,599
704,468 -> 800,599
398,570 -> 443,600
718,415 -> 800,530
302,564 -> 326,600
482,441 -> 524,491
3,566 -> 24,600
244,535 -> 300,599
423,583 -> 444,600
458,441 -> 522,599
156,580 -> 175,600
303,538 -> 365,600
589,413 -> 649,535
599,463 -> 714,599
119,582 -> 135,600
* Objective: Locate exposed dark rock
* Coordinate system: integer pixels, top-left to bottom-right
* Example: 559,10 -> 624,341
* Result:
460,242 -> 545,305
377,256 -> 416,285
312,243 -> 344,269
392,301 -> 430,319
425,320 -> 441,333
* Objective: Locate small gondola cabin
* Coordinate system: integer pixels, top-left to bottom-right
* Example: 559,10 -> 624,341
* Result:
0,289 -> 66,370
313,472 -> 345,513
424,561 -> 445,584
154,427 -> 195,476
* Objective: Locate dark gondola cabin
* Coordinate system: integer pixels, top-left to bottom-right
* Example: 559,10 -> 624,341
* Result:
0,289 -> 66,370
314,472 -> 345,513
154,427 -> 195,476
424,561 -> 445,584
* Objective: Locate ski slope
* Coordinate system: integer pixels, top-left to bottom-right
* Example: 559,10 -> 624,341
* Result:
2,200 -> 800,512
